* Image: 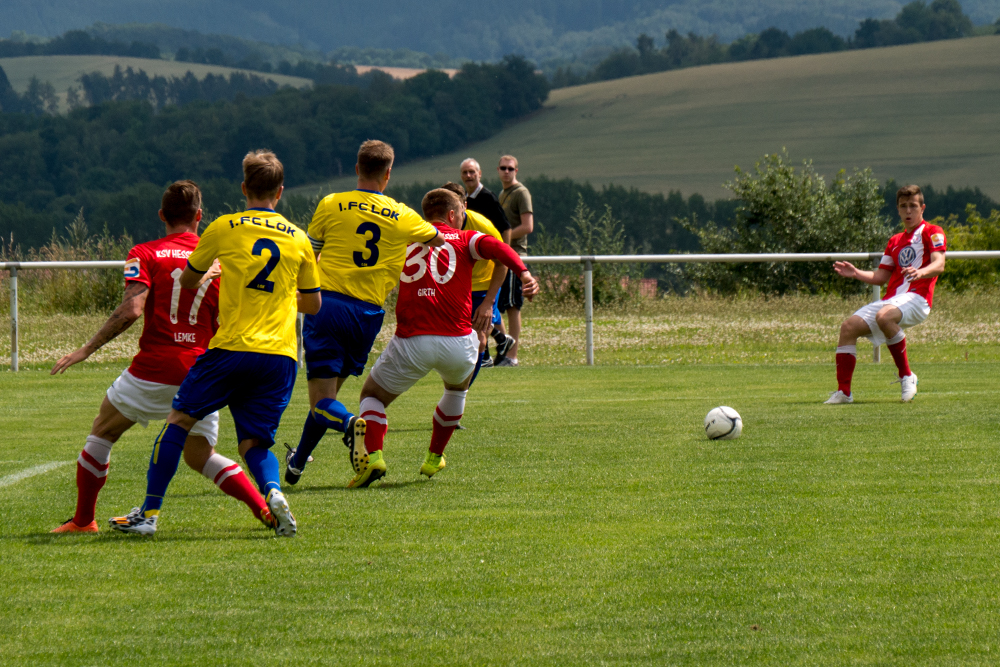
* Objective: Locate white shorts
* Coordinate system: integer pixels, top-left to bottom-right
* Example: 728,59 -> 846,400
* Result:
852,292 -> 931,346
107,370 -> 219,446
369,333 -> 479,395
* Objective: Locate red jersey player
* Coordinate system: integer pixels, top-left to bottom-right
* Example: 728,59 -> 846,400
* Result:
50,181 -> 274,534
346,188 -> 540,487
826,185 -> 947,404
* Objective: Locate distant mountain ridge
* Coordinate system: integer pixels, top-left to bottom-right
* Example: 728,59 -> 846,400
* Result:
5,1 -> 1000,66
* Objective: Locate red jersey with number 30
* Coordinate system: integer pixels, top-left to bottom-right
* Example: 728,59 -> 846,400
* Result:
879,221 -> 947,308
396,223 -> 526,338
124,232 -> 220,385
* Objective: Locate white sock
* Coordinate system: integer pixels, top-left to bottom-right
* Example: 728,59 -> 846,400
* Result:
201,453 -> 242,488
434,389 -> 467,427
886,331 -> 905,346
835,345 -> 857,356
78,435 -> 113,477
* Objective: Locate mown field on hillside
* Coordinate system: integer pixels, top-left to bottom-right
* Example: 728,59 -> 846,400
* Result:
298,35 -> 1000,201
0,55 -> 311,108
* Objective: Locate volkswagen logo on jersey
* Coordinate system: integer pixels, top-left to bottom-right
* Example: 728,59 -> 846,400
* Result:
898,246 -> 917,267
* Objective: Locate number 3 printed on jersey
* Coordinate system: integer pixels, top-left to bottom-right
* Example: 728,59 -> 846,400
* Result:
400,242 -> 457,284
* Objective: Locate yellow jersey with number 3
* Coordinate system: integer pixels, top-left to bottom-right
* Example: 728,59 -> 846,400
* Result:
462,209 -> 503,291
307,189 -> 438,305
187,208 -> 320,359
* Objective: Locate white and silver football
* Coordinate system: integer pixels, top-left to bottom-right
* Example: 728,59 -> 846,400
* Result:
704,406 -> 743,440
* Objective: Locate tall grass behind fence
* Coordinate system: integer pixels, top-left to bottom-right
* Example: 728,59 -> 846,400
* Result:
1,210 -> 133,316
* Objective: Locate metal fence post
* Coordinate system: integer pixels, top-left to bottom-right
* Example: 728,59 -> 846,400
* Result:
871,261 -> 881,363
584,258 -> 594,365
9,265 -> 18,372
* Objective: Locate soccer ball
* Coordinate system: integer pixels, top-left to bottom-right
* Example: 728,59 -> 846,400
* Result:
704,406 -> 742,440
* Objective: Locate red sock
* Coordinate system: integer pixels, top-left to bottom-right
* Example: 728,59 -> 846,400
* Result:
202,453 -> 269,524
835,346 -> 857,395
430,390 -> 466,455
219,472 -> 269,523
360,397 -> 387,453
73,436 -> 112,526
887,337 -> 911,377
73,460 -> 107,526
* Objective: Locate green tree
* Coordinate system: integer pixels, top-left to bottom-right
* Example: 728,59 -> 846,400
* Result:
681,151 -> 891,294
938,204 -> 1000,291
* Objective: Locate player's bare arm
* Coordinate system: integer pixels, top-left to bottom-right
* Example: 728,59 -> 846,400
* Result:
833,261 -> 892,285
51,281 -> 149,375
510,212 -> 533,240
902,251 -> 945,280
179,259 -> 221,290
297,290 -> 322,314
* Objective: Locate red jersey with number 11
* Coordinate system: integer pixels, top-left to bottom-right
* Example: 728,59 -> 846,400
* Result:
396,223 -> 527,338
124,232 -> 220,385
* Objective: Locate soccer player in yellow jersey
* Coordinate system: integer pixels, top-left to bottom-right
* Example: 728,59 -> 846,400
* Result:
285,140 -> 443,488
112,151 -> 321,537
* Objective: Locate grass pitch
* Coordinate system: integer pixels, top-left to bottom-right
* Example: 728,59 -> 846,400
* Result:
3,360 -> 1000,665
297,35 -> 1000,201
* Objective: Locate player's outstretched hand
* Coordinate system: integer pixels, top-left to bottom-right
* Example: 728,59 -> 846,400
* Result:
51,347 -> 91,375
520,271 -> 540,302
833,261 -> 857,279
204,258 -> 222,282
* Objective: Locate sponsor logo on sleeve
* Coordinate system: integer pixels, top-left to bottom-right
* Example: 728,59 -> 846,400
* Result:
124,259 -> 140,279
931,233 -> 945,249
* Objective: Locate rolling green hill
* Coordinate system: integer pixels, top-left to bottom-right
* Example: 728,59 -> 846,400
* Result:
294,35 -> 1000,202
0,55 -> 310,109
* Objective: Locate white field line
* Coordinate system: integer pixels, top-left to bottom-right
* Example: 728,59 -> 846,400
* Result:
0,461 -> 73,488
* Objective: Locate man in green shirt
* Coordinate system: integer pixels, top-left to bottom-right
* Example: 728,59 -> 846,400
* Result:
496,155 -> 534,366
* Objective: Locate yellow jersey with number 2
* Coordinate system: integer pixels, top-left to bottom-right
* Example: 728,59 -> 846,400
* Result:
307,189 -> 438,306
187,208 -> 320,360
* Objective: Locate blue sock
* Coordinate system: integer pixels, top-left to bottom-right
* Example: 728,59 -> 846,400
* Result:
141,423 -> 187,517
313,398 -> 352,433
469,349 -> 486,388
244,446 -> 281,496
292,411 -> 327,470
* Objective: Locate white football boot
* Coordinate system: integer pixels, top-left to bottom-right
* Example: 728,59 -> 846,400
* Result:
266,489 -> 297,537
109,507 -> 158,535
824,390 -> 854,404
898,374 -> 918,402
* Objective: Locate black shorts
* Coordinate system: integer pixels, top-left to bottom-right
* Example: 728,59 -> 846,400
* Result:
498,270 -> 522,313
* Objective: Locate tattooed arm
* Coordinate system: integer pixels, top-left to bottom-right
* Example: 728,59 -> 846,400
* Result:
50,282 -> 149,375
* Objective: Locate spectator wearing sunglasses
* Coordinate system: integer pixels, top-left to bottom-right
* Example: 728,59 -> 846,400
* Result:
495,155 -> 534,366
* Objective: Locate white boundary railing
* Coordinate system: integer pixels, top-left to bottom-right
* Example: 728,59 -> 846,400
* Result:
4,251 -> 1000,371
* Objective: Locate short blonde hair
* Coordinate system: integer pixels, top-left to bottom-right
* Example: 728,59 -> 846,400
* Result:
357,140 -> 395,180
242,150 -> 283,200
499,155 -> 518,169
421,188 -> 462,222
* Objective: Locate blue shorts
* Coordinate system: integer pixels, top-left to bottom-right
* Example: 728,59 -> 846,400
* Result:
471,290 -> 502,327
172,348 -> 297,447
303,290 -> 385,380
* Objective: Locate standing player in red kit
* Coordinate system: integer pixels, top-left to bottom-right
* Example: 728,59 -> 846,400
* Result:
348,188 -> 539,487
50,181 -> 273,534
825,185 -> 947,404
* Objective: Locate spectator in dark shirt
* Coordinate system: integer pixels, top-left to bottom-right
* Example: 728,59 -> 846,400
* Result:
460,158 -> 516,365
